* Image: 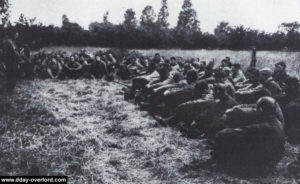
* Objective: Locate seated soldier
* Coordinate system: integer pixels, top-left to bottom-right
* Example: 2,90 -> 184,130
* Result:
197,83 -> 238,137
151,72 -> 186,94
275,77 -> 299,108
153,53 -> 162,64
273,61 -> 289,88
185,69 -> 198,85
65,55 -> 83,79
221,58 -> 232,68
148,63 -> 170,86
138,56 -> 149,68
46,58 -> 63,79
90,55 -> 108,79
116,63 -> 132,80
141,73 -> 193,114
79,49 -> 89,59
259,68 -> 282,96
162,69 -> 198,99
214,68 -> 235,97
198,60 -> 214,81
235,68 -> 272,104
81,57 -> 95,79
124,67 -> 160,100
231,63 -> 246,84
198,61 -> 206,73
277,77 -> 300,143
154,81 -> 211,124
212,97 -> 285,177
33,58 -> 48,79
105,54 -> 117,78
158,84 -> 237,138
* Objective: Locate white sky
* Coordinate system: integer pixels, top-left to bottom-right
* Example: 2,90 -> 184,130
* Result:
9,0 -> 300,33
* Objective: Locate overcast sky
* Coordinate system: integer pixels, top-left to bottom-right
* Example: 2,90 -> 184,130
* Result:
9,0 -> 300,33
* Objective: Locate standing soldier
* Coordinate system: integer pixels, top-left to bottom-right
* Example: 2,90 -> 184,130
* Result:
249,47 -> 257,69
2,31 -> 20,93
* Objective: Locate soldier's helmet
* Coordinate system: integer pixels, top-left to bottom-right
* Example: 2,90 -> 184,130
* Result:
257,97 -> 277,115
186,70 -> 198,84
213,83 -> 227,99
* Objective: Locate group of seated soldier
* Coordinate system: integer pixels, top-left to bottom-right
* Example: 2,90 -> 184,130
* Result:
1,49 -> 152,81
123,51 -> 300,177
1,47 -> 299,177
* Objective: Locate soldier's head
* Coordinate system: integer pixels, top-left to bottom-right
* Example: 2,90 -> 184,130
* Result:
275,62 -> 286,72
200,61 -> 206,67
186,70 -> 198,84
226,56 -> 231,61
259,68 -> 273,83
49,58 -> 58,67
198,61 -> 206,72
246,68 -> 260,83
70,55 -> 75,62
284,77 -> 299,98
154,53 -> 161,61
221,59 -> 228,68
213,83 -> 227,100
232,63 -> 241,75
257,97 -> 277,116
273,62 -> 287,81
172,72 -> 182,83
206,60 -> 215,71
214,68 -> 227,83
157,64 -> 169,80
95,55 -> 101,61
221,58 -> 232,68
194,81 -> 209,98
170,57 -> 177,66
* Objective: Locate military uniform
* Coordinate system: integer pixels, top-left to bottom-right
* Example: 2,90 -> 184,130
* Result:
2,37 -> 19,93
212,97 -> 285,177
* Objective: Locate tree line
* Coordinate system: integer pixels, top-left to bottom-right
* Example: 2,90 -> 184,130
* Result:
1,0 -> 300,50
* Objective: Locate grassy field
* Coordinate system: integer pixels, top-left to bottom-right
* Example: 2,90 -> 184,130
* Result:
43,46 -> 300,77
0,46 -> 300,183
0,79 -> 298,184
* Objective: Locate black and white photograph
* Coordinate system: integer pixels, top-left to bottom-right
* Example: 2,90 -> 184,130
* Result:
0,0 -> 300,183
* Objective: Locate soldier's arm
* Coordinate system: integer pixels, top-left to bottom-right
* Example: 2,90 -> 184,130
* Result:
57,63 -> 63,78
33,65 -> 39,77
47,68 -> 56,79
249,47 -> 257,68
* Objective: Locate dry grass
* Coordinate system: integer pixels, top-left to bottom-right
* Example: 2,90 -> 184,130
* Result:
0,79 -> 298,184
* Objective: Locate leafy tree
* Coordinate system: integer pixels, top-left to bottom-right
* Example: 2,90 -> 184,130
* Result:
228,25 -> 247,49
279,22 -> 300,50
279,22 -> 300,33
61,14 -> 84,45
0,0 -> 9,28
62,14 -> 69,26
88,11 -> 115,46
140,5 -> 156,29
16,13 -> 36,27
177,0 -> 200,33
123,9 -> 137,29
61,14 -> 83,32
103,11 -> 109,24
157,0 -> 169,28
214,21 -> 231,48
